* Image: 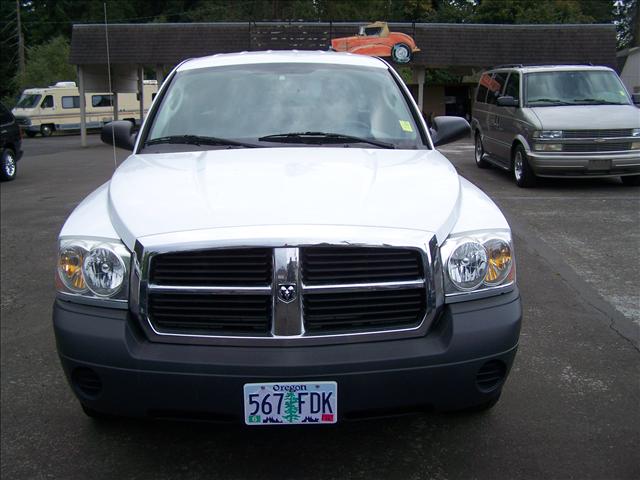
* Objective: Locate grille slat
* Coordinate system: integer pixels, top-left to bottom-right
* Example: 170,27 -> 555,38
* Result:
150,248 -> 272,286
563,142 -> 631,152
301,247 -> 423,286
148,293 -> 271,335
303,288 -> 426,333
563,129 -> 633,139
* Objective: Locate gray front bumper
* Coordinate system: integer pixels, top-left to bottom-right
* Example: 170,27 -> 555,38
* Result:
528,151 -> 640,178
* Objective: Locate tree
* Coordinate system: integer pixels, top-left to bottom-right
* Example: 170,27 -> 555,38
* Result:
18,36 -> 77,91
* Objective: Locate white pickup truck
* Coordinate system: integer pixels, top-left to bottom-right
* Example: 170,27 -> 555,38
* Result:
53,51 -> 521,424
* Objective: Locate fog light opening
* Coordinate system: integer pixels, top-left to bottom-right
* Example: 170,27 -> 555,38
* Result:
71,367 -> 102,398
476,360 -> 506,392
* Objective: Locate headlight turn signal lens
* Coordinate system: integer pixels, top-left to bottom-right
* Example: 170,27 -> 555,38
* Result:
483,239 -> 513,286
58,246 -> 88,292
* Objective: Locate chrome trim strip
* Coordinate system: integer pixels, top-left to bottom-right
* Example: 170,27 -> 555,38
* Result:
57,292 -> 129,310
445,282 -> 515,303
302,279 -> 425,293
147,284 -> 271,295
272,247 -> 303,336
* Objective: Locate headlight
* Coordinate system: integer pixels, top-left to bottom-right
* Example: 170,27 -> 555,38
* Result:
56,237 -> 131,305
631,141 -> 640,150
441,231 -> 515,301
533,130 -> 563,139
631,128 -> 640,138
533,143 -> 562,152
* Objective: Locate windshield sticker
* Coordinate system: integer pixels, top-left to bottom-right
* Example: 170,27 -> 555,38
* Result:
399,120 -> 413,132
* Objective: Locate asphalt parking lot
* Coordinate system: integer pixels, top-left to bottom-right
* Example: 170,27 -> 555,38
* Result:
1,134 -> 639,480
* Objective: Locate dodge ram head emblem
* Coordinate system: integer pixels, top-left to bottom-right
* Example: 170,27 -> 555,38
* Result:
277,284 -> 297,303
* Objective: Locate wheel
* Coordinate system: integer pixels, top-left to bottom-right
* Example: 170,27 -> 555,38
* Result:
512,145 -> 536,188
0,148 -> 17,181
474,133 -> 490,169
25,131 -> 36,138
40,124 -> 54,137
391,43 -> 412,64
621,175 -> 640,186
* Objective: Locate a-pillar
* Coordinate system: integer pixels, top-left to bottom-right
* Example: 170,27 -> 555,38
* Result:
138,65 -> 144,124
78,65 -> 87,147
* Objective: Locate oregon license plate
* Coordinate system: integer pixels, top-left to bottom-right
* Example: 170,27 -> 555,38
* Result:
243,381 -> 337,425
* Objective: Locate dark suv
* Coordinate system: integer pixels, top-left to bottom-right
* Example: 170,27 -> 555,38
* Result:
1,103 -> 22,181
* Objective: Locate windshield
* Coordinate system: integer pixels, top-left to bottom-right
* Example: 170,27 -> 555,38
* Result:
525,70 -> 631,106
16,93 -> 42,109
147,63 -> 423,149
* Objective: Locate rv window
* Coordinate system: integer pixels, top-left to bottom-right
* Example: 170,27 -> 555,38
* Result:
16,94 -> 41,109
62,96 -> 80,109
92,95 -> 113,108
41,95 -> 54,108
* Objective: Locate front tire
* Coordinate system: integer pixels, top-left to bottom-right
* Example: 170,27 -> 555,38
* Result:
391,43 -> 412,64
512,145 -> 536,188
40,124 -> 54,137
621,175 -> 640,186
474,133 -> 490,169
0,148 -> 17,181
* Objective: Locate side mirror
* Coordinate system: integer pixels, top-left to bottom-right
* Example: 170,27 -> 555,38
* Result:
430,116 -> 470,147
632,93 -> 640,106
101,120 -> 136,151
497,96 -> 519,107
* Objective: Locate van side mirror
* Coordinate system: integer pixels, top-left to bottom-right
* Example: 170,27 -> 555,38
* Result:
430,116 -> 470,147
497,96 -> 519,107
101,120 -> 136,151
632,93 -> 640,105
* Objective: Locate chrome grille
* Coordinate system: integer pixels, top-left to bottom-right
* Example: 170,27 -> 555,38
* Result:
563,129 -> 634,139
141,244 -> 432,342
563,143 -> 632,152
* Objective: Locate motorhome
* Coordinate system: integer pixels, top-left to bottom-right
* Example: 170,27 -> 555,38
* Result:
11,81 -> 158,137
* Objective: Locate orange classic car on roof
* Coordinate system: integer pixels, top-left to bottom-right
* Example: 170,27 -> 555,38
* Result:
330,22 -> 420,64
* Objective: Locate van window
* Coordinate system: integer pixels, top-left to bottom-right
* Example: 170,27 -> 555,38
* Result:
41,95 -> 54,108
16,94 -> 42,109
62,96 -> 80,109
486,73 -> 508,105
92,94 -> 113,108
504,73 -> 520,100
476,74 -> 491,103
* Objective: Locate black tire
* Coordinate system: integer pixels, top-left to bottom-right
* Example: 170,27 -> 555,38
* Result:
40,124 -> 54,137
25,131 -> 36,138
621,175 -> 640,186
474,133 -> 490,169
512,144 -> 536,188
0,148 -> 17,181
391,43 -> 412,64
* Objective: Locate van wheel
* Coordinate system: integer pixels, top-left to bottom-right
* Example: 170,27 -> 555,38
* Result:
474,133 -> 490,169
512,145 -> 536,188
1,148 -> 17,181
621,175 -> 640,186
40,124 -> 54,137
391,43 -> 412,63
25,131 -> 36,138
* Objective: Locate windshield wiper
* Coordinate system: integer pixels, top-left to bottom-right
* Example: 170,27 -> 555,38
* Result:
144,135 -> 257,148
528,98 -> 575,106
258,132 -> 395,149
573,98 -> 626,105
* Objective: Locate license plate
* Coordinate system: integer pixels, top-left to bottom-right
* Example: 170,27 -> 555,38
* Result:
243,381 -> 337,425
588,159 -> 611,171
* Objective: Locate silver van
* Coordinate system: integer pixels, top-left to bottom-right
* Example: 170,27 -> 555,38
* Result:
471,65 -> 640,187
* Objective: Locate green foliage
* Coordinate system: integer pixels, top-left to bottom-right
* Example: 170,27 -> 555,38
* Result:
18,36 -> 77,90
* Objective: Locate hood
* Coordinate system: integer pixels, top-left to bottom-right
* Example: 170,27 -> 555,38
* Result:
107,148 -> 461,248
530,104 -> 640,130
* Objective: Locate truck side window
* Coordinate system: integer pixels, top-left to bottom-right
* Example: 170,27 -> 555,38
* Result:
504,73 -> 520,101
0,104 -> 12,124
62,96 -> 80,109
41,95 -> 54,108
92,94 -> 113,108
